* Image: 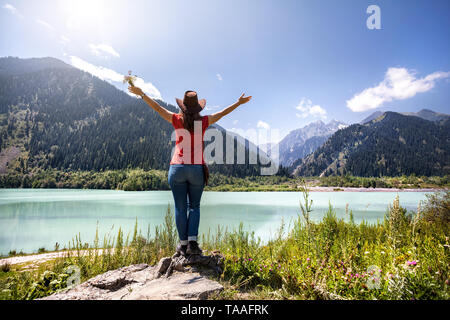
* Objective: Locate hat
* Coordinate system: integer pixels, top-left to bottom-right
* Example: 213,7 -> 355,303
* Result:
176,91 -> 206,114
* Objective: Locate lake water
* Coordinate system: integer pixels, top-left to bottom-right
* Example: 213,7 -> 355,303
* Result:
0,189 -> 433,255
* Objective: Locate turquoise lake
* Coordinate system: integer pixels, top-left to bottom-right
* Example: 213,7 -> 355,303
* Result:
0,189 -> 433,255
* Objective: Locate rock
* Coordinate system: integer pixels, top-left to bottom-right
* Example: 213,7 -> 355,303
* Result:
124,272 -> 223,300
39,252 -> 224,300
165,251 -> 224,277
155,257 -> 172,278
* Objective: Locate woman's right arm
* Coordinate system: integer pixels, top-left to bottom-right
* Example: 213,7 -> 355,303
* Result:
128,86 -> 173,123
208,93 -> 252,125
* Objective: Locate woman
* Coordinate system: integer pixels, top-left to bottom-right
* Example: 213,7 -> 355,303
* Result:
128,86 -> 252,255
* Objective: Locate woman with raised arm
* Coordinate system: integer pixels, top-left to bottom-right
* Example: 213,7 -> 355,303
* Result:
128,85 -> 252,255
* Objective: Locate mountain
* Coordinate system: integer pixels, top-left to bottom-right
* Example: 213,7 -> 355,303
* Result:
401,109 -> 450,123
362,109 -> 449,124
0,56 -> 72,75
270,119 -> 347,166
360,111 -> 384,124
293,112 -> 450,177
0,57 -> 272,177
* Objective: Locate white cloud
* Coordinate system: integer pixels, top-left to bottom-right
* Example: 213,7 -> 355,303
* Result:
295,98 -> 327,119
257,120 -> 270,130
347,68 -> 450,112
133,77 -> 163,101
89,43 -> 120,58
36,19 -> 54,30
216,73 -> 223,81
2,3 -> 23,18
232,120 -> 239,125
69,56 -> 162,100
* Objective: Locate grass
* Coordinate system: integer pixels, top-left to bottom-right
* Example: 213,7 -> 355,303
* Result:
0,190 -> 449,300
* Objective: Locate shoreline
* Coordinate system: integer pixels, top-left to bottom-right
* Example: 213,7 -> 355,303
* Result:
306,186 -> 443,192
0,249 -> 104,268
0,187 -> 447,193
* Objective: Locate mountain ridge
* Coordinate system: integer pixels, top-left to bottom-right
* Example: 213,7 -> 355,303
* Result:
293,111 -> 450,177
269,119 -> 347,166
361,109 -> 449,124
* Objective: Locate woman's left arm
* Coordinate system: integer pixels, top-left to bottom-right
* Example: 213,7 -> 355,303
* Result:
128,86 -> 173,123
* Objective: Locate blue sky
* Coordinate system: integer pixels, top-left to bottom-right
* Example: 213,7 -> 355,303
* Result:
1,0 -> 449,143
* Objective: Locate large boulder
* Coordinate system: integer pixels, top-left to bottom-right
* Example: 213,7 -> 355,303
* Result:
40,252 -> 224,300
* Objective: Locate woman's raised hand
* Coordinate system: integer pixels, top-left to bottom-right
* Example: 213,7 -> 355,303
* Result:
128,86 -> 144,97
238,93 -> 252,105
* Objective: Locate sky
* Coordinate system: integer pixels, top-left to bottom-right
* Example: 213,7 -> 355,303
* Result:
1,0 -> 449,144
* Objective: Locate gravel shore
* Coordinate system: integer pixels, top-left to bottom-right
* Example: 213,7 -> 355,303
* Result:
307,187 -> 443,192
0,250 -> 104,268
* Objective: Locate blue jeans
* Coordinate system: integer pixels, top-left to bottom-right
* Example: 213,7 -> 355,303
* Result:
168,164 -> 204,243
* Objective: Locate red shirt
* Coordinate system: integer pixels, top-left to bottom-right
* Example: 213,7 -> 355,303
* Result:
170,113 -> 210,165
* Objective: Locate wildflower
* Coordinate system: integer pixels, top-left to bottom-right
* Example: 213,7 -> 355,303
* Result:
381,251 -> 385,254
406,260 -> 417,267
364,251 -> 370,255
306,258 -> 310,262
123,71 -> 137,86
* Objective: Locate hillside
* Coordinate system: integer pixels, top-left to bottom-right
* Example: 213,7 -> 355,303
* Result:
0,57 -> 271,177
293,112 -> 450,177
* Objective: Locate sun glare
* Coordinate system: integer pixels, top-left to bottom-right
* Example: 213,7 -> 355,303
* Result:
64,0 -> 108,30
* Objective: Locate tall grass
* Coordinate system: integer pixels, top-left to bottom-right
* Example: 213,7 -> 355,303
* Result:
220,190 -> 449,300
0,191 -> 449,300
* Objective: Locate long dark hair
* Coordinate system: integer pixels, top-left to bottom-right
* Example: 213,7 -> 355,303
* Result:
180,110 -> 202,132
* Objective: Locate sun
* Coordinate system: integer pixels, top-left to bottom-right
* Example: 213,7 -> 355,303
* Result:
64,0 -> 108,31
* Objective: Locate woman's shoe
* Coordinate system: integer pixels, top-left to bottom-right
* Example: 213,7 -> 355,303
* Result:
176,243 -> 187,256
186,241 -> 202,255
